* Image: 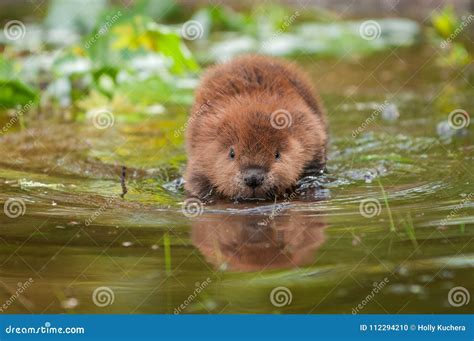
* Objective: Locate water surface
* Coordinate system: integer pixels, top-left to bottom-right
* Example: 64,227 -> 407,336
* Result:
0,45 -> 473,314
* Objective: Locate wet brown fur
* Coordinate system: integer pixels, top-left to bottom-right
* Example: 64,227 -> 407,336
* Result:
184,55 -> 328,199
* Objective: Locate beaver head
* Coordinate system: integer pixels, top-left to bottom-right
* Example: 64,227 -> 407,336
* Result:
190,95 -> 326,200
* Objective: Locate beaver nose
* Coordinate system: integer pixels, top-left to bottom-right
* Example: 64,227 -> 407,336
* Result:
243,167 -> 266,188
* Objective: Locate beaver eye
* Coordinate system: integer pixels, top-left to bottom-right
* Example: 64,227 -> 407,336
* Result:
275,151 -> 281,160
229,147 -> 235,159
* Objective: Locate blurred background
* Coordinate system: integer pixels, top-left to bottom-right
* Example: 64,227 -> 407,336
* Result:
0,0 -> 472,123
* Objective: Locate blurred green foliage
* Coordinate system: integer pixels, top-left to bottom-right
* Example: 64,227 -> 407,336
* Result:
0,0 -> 424,128
430,6 -> 472,67
431,6 -> 459,39
0,56 -> 38,108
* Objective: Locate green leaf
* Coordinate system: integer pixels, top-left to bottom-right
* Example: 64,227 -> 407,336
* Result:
0,79 -> 38,108
0,57 -> 38,109
0,56 -> 14,79
147,23 -> 200,74
85,16 -> 200,75
437,42 -> 471,67
431,6 -> 459,39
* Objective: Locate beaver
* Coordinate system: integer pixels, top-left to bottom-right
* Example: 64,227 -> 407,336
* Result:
184,55 -> 328,200
191,212 -> 327,271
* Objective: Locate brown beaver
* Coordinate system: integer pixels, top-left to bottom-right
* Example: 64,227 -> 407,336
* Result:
184,55 -> 328,200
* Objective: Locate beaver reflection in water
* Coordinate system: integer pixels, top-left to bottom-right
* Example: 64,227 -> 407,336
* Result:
191,212 -> 326,271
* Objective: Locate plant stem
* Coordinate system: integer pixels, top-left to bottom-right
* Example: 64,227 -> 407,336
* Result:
377,178 -> 396,232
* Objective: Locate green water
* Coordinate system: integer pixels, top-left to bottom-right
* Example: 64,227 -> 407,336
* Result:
0,45 -> 472,314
